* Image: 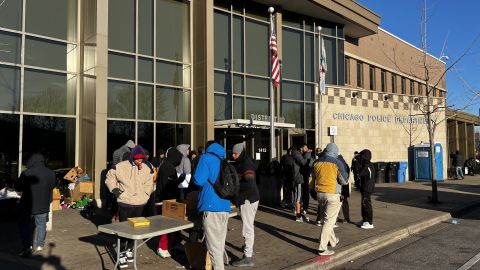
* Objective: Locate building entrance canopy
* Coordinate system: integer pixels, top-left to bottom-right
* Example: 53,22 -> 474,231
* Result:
214,119 -> 295,129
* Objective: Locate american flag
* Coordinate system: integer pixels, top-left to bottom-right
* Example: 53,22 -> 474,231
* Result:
270,18 -> 280,89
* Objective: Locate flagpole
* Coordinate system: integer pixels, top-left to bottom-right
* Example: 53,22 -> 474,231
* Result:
268,7 -> 276,161
318,26 -> 323,150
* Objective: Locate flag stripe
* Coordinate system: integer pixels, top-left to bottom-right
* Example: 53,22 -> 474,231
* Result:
270,22 -> 280,89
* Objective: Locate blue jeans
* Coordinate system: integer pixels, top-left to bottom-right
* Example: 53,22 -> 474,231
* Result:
455,166 -> 464,179
19,212 -> 48,249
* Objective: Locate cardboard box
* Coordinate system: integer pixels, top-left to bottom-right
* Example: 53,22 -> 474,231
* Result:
127,217 -> 150,228
52,188 -> 61,200
184,242 -> 212,270
72,181 -> 94,201
52,199 -> 61,211
63,167 -> 79,182
162,199 -> 187,220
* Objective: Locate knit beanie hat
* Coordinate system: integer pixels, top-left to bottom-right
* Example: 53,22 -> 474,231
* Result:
125,140 -> 136,149
131,145 -> 145,160
232,143 -> 245,154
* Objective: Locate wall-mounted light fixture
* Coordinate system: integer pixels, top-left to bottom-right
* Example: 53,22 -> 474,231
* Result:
351,91 -> 358,98
413,97 -> 420,104
383,94 -> 390,101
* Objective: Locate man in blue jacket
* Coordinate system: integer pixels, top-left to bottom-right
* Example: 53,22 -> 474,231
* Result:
194,141 -> 231,270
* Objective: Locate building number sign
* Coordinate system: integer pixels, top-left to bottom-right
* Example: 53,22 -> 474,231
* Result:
258,148 -> 267,153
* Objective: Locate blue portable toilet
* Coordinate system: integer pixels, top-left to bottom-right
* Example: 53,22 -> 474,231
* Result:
398,162 -> 408,183
412,143 -> 444,181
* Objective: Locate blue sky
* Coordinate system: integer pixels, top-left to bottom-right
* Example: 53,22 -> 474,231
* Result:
358,0 -> 480,115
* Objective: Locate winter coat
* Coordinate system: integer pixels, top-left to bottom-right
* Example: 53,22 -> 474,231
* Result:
193,143 -> 231,213
15,154 -> 56,215
299,152 -> 313,183
451,153 -> 464,167
156,147 -> 183,201
310,143 -> 349,194
176,144 -> 192,189
105,160 -> 154,206
233,150 -> 260,206
283,149 -> 308,185
359,149 -> 375,194
112,145 -> 131,166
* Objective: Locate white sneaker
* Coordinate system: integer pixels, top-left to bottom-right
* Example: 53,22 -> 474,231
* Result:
118,257 -> 128,268
157,248 -> 171,258
125,250 -> 134,262
361,222 -> 374,229
333,223 -> 339,228
35,246 -> 44,252
295,216 -> 303,222
318,249 -> 335,256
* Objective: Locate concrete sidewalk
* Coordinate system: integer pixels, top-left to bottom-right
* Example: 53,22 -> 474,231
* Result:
0,177 -> 479,269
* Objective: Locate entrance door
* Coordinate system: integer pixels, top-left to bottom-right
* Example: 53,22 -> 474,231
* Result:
291,134 -> 306,149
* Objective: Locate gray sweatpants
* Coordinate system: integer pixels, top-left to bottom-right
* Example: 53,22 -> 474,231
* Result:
203,211 -> 229,270
240,200 -> 259,257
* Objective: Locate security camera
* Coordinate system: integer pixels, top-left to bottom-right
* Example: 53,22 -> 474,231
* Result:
413,97 -> 420,104
351,91 -> 358,98
383,95 -> 390,101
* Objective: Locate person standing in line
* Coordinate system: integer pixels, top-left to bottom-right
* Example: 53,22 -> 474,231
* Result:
351,151 -> 361,190
299,144 -> 313,219
15,153 -> 56,257
310,143 -> 348,256
280,151 -> 293,209
105,145 -> 154,268
176,144 -> 192,200
358,149 -> 375,229
451,150 -> 464,180
112,140 -> 135,166
290,147 -> 310,222
189,150 -> 199,173
337,154 -> 351,223
231,143 -> 260,267
155,147 -> 183,258
142,149 -> 157,217
193,141 -> 231,270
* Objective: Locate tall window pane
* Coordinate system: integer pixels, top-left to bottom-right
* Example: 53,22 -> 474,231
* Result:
282,81 -> 303,101
108,0 -> 135,52
107,120 -> 135,163
232,16 -> 244,72
23,115 -> 75,170
156,61 -> 183,86
138,58 -> 153,82
0,114 -> 19,187
214,11 -> 231,69
155,123 -> 190,151
25,37 -> 67,70
0,31 -> 21,64
156,87 -> 190,122
26,0 -> 77,41
233,96 -> 244,119
233,74 -> 244,94
138,84 -> 154,120
245,19 -> 268,76
108,80 -> 135,119
305,33 -> 315,82
305,84 -> 315,102
337,40 -> 345,85
246,76 -> 269,98
108,52 -> 135,80
24,70 -> 76,115
214,94 -> 232,121
322,36 -> 337,85
0,0 -> 22,30
156,0 -> 190,62
0,65 -> 20,111
305,103 -> 315,129
137,122 -> 154,154
246,98 -> 269,116
282,28 -> 303,80
139,0 -> 154,55
282,101 -> 303,128
214,71 -> 231,94
356,62 -> 363,88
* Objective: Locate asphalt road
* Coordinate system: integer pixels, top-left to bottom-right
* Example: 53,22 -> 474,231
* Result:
336,205 -> 480,270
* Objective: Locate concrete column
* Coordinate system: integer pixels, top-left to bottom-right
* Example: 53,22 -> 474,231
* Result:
193,0 -> 215,148
467,123 -> 475,159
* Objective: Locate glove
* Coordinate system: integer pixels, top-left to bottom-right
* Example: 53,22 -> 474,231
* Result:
112,188 -> 123,198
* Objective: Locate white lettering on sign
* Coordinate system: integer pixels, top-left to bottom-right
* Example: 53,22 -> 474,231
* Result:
258,148 -> 267,153
250,114 -> 285,123
331,113 -> 426,125
418,151 -> 429,158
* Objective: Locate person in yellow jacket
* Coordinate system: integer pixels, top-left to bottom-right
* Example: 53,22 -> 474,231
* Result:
310,143 -> 349,256
105,145 -> 154,267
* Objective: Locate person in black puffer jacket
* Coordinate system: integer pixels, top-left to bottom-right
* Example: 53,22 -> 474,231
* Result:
231,143 -> 259,267
337,154 -> 351,223
156,147 -> 183,258
358,149 -> 375,229
15,153 -> 56,256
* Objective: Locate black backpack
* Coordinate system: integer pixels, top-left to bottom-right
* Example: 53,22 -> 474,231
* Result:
206,152 -> 240,199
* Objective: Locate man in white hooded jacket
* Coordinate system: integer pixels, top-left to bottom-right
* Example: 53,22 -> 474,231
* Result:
176,144 -> 192,200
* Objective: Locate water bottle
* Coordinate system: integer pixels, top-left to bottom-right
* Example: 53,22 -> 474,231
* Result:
451,218 -> 457,225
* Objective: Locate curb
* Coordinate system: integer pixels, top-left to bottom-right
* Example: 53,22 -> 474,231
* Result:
294,200 -> 480,270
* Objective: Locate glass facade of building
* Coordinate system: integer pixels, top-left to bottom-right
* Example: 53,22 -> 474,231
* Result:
0,0 -> 77,177
107,0 -> 191,160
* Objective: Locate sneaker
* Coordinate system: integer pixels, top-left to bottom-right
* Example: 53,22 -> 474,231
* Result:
125,249 -> 134,262
333,223 -> 338,228
232,256 -> 254,267
157,248 -> 171,258
118,257 -> 128,268
302,210 -> 307,215
295,216 -> 303,222
316,220 -> 322,226
318,249 -> 335,256
19,247 -> 32,257
361,222 -> 374,229
34,246 -> 44,252
302,214 -> 310,222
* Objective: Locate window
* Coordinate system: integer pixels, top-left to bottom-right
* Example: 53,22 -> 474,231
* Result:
410,80 -> 414,95
418,83 -> 423,96
381,70 -> 386,92
401,77 -> 406,94
356,61 -> 363,88
391,74 -> 396,93
344,58 -> 350,85
369,66 -> 375,90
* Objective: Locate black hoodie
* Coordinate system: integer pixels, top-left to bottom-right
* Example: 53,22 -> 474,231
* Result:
155,147 -> 183,201
15,154 -> 56,215
358,149 -> 375,194
234,150 -> 260,206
